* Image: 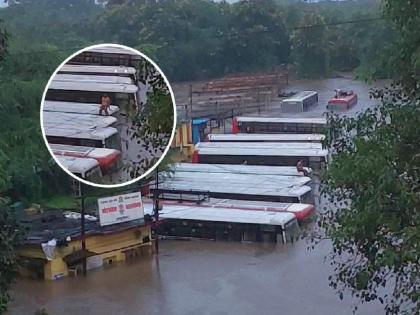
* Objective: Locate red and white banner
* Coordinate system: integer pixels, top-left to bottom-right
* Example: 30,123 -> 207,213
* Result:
98,192 -> 144,226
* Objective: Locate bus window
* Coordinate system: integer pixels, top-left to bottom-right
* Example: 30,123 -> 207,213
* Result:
79,138 -> 103,148
85,165 -> 103,182
105,133 -> 121,150
301,189 -> 315,204
283,219 -> 300,243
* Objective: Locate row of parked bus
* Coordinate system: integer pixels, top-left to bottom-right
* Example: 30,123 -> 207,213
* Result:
148,116 -> 328,244
43,47 -> 141,180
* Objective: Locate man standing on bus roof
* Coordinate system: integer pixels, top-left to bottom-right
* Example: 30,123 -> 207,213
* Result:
99,93 -> 111,116
296,160 -> 308,176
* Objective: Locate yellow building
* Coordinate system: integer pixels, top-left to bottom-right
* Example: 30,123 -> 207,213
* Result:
171,121 -> 195,162
17,217 -> 153,280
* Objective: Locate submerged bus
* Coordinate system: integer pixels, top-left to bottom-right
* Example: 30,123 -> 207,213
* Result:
196,141 -> 322,150
160,170 -> 311,189
43,112 -> 117,129
43,100 -> 119,116
53,74 -> 133,85
58,65 -> 137,82
282,91 -> 318,112
46,81 -> 138,108
69,46 -> 142,67
155,179 -> 313,203
206,133 -> 325,143
192,147 -> 328,170
208,199 -> 315,222
171,163 -> 311,177
45,126 -> 120,149
55,155 -> 102,181
143,201 -> 300,243
232,116 -> 326,134
50,144 -> 121,173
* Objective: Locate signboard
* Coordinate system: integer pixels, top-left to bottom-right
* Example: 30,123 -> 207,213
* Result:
97,192 -> 144,226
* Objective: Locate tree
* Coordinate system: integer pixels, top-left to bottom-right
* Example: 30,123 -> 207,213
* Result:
0,202 -> 22,314
317,88 -> 419,314
313,1 -> 420,313
125,58 -> 175,178
291,12 -> 330,78
382,0 -> 420,92
222,0 -> 290,73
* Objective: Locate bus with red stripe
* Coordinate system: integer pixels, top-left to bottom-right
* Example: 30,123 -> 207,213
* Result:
50,144 -> 121,173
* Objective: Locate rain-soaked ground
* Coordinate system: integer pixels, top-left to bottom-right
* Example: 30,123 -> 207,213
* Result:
8,77 -> 389,314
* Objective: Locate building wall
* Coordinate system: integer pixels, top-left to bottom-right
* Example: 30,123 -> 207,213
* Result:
17,224 -> 152,280
171,121 -> 194,162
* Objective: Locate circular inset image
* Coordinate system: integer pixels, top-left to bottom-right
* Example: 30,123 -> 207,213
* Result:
40,44 -> 176,188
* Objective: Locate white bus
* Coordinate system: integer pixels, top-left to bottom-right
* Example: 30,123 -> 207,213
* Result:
46,81 -> 138,107
45,126 -> 120,149
143,201 -> 300,243
232,116 -> 327,134
206,133 -> 325,143
282,91 -> 318,112
196,141 -> 323,150
55,155 -> 102,181
43,112 -> 117,129
155,177 -> 313,204
160,170 -> 311,189
58,65 -> 137,82
50,144 -> 121,173
70,46 -> 142,67
53,74 -> 133,85
43,100 -> 119,116
171,163 -> 311,177
192,147 -> 328,170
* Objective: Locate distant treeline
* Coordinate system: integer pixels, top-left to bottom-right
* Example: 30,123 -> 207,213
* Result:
0,0 -> 397,202
1,0 -> 395,81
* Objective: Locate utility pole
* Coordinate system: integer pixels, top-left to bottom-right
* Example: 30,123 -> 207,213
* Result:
153,168 -> 159,255
188,84 -> 193,119
80,181 -> 87,276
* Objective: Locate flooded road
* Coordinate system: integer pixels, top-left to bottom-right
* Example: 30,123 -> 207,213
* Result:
8,240 -> 383,315
8,77 -> 389,314
263,77 -> 389,119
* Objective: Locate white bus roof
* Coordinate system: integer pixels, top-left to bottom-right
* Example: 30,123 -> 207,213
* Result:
283,91 -> 318,102
171,163 -> 311,176
236,116 -> 327,125
196,141 -> 322,150
43,112 -> 117,129
59,64 -> 136,75
50,144 -> 119,158
43,101 -> 119,116
49,80 -> 138,93
161,171 -> 310,188
143,202 -> 296,227
159,180 -> 312,198
87,47 -> 141,56
196,147 -> 329,157
207,133 -> 325,142
209,199 -> 314,215
54,155 -> 99,174
54,74 -> 133,85
45,126 -> 118,140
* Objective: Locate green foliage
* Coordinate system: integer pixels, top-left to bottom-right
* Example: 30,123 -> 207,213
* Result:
0,203 -> 22,314
382,0 -> 420,91
317,85 -> 419,314
0,43 -> 74,201
291,12 -> 329,78
127,58 -> 174,178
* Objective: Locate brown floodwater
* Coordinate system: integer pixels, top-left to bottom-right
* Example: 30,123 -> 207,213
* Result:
8,240 -> 384,315
7,77 -> 389,315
